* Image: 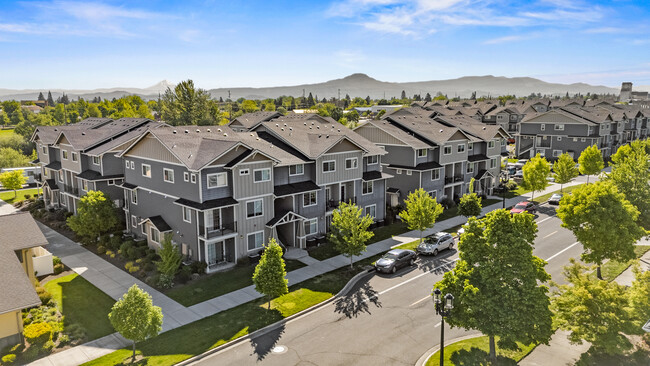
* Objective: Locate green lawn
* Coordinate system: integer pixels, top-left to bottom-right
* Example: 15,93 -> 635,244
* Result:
43,273 -> 116,342
535,183 -> 586,203
0,129 -> 16,137
425,335 -> 536,366
0,188 -> 39,204
165,259 -> 305,307
595,245 -> 650,282
82,257 -> 380,366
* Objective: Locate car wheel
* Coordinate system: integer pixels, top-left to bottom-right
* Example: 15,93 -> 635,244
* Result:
433,249 -> 438,256
391,266 -> 397,274
448,242 -> 454,250
410,258 -> 415,266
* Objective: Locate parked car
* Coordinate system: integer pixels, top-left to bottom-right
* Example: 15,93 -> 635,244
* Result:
375,249 -> 417,274
514,170 -> 524,178
547,176 -> 555,182
548,193 -> 563,205
417,232 -> 454,256
514,159 -> 528,169
510,201 -> 537,214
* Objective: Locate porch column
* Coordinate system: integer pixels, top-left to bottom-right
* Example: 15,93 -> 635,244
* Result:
298,220 -> 306,249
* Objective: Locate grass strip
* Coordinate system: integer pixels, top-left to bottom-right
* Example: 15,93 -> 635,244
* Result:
425,335 -> 536,366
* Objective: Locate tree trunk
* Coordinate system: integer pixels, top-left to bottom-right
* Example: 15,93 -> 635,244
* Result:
489,335 -> 496,362
560,183 -> 563,193
586,175 -> 590,184
13,189 -> 17,199
132,341 -> 136,362
268,295 -> 271,310
596,265 -> 603,280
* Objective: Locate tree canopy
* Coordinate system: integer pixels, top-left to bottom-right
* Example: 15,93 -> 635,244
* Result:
400,188 -> 444,244
161,79 -> 213,126
252,238 -> 288,308
0,169 -> 26,198
66,191 -> 119,245
458,178 -> 482,218
155,233 -> 182,289
521,153 -> 550,201
0,147 -> 30,169
552,152 -> 579,192
329,201 -> 374,268
578,144 -> 604,184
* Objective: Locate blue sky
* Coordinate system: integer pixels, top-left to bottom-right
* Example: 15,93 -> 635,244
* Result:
0,0 -> 649,89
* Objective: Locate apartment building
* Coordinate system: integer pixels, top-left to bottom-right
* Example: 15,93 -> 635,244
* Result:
31,118 -> 161,213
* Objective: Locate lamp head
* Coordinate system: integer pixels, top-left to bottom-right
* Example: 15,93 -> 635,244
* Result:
444,293 -> 454,310
433,288 -> 441,304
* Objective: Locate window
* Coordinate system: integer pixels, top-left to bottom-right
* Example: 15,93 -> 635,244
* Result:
573,137 -> 578,142
363,181 -> 373,195
457,144 -> 465,153
254,168 -> 271,182
468,143 -> 473,151
488,140 -> 496,148
581,138 -> 586,142
304,218 -> 318,235
417,149 -> 427,158
58,171 -> 63,183
108,179 -> 115,185
131,215 -> 137,229
443,146 -> 452,155
367,155 -> 378,165
588,127 -> 594,135
431,169 -> 440,180
429,191 -> 437,199
141,164 -> 151,178
42,146 -> 48,155
207,172 -> 227,188
184,172 -> 189,182
490,158 -> 498,169
540,124 -> 545,131
554,124 -> 565,131
62,150 -> 68,160
182,207 -> 192,223
467,163 -> 474,174
93,156 -> 100,165
82,180 -> 88,191
553,150 -> 562,157
125,160 -> 130,169
289,164 -> 304,176
190,173 -> 197,183
247,231 -> 264,251
406,170 -> 412,175
247,199 -> 263,218
323,161 -> 335,172
71,152 -> 78,162
345,158 -> 358,170
142,223 -> 146,236
396,169 -> 402,175
303,191 -> 317,207
501,139 -> 506,146
131,190 -> 137,205
239,168 -> 250,176
130,161 -> 134,170
365,205 -> 376,218
163,168 -> 174,183
150,227 -> 160,244
43,169 -> 48,177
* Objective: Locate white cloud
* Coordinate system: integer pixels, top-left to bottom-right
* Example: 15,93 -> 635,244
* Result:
483,35 -> 526,44
583,27 -> 627,34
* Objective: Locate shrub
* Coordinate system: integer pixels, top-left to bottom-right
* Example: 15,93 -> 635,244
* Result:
22,347 -> 39,362
97,245 -> 106,255
129,265 -> 140,274
440,197 -> 456,209
42,340 -> 55,353
35,287 -> 52,305
125,261 -> 134,271
190,261 -> 207,275
57,334 -> 70,345
506,181 -> 518,191
53,263 -> 64,275
143,262 -> 155,272
65,323 -> 86,341
108,235 -> 122,251
23,322 -> 52,345
52,256 -> 62,266
157,273 -> 174,289
1,354 -> 16,364
145,274 -> 160,287
23,194 -> 31,200
177,265 -> 192,284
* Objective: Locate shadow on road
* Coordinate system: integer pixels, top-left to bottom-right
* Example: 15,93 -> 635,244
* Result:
334,282 -> 382,318
536,205 -> 557,216
249,322 -> 286,361
417,251 -> 458,274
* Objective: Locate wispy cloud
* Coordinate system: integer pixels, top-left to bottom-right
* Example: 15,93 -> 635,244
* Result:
483,35 -> 527,44
583,27 -> 627,34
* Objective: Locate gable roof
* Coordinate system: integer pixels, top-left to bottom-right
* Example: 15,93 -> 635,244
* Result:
229,111 -> 282,130
355,120 -> 432,149
434,115 -> 510,141
386,115 -> 471,145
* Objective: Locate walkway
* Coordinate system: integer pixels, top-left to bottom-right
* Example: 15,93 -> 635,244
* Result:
27,178 -> 582,366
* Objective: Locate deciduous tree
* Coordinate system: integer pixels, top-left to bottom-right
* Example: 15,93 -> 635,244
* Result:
458,178 -> 482,218
161,79 -> 213,126
400,188 -> 444,245
521,153 -> 550,201
155,233 -> 182,289
0,147 -> 30,169
578,144 -> 604,184
329,201 -> 374,268
628,263 -> 650,327
0,170 -> 26,198
252,238 -> 288,308
436,209 -> 553,362
556,181 -> 645,279
66,191 -> 119,245
109,284 -> 163,361
553,152 -> 578,192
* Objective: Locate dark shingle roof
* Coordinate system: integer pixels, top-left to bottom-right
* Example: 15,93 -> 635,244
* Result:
388,161 -> 442,171
174,197 -> 239,211
77,170 -> 123,181
230,111 -> 282,130
44,179 -> 59,190
45,161 -> 62,170
387,187 -> 400,194
274,181 -> 320,197
386,115 -> 468,146
148,216 -> 172,232
362,171 -> 393,181
468,154 -> 490,162
121,182 -> 138,190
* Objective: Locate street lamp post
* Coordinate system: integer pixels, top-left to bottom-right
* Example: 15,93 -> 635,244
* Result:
500,172 -> 509,209
433,288 -> 454,366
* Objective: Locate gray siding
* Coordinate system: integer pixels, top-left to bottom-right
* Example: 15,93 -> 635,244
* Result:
125,157 -> 200,202
232,161 -> 274,200
382,145 -> 414,166
236,195 -> 274,255
200,166 -> 232,201
59,145 -> 82,173
101,154 -> 124,176
316,151 -> 363,185
357,179 -> 386,220
439,140 -> 469,165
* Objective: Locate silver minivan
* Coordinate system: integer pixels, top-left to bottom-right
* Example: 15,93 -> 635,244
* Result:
417,232 -> 454,256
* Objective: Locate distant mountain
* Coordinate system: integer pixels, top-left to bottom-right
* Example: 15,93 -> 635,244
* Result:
635,85 -> 650,92
0,74 -> 620,101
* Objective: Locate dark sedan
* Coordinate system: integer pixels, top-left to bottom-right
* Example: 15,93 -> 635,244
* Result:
375,249 -> 417,274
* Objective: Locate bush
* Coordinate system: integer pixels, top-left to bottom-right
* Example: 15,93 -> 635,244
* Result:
53,263 -> 64,275
97,245 -> 106,255
441,197 -> 456,209
108,235 -> 122,251
65,323 -> 86,341
1,354 -> 16,364
145,273 -> 160,287
23,322 -> 52,345
57,334 -> 70,345
157,273 -> 174,289
21,347 -> 39,362
190,261 -> 207,275
506,181 -> 518,191
177,265 -> 192,284
42,340 -> 55,353
52,256 -> 62,266
23,194 -> 31,200
143,262 -> 155,272
35,287 -> 52,305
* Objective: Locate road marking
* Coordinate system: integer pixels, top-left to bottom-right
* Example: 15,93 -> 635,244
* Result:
545,242 -> 580,262
410,295 -> 431,307
378,258 -> 460,297
434,322 -> 441,328
543,231 -> 558,239
537,216 -> 555,225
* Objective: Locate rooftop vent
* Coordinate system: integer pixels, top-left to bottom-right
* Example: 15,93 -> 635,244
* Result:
337,129 -> 340,132
196,129 -> 200,133
304,122 -> 307,125
207,129 -> 211,132
276,124 -> 279,127
283,123 -> 287,127
173,130 -> 177,134
185,130 -> 189,134
281,128 -> 284,131
440,129 -> 443,133
81,132 -> 85,135
289,127 -> 293,131
223,133 -> 228,137
250,133 -> 254,136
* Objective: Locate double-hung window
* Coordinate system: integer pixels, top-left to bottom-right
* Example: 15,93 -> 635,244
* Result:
182,206 -> 192,223
554,124 -> 565,131
362,181 -> 373,195
303,191 -> 317,207
254,168 -> 271,183
150,227 -> 160,244
490,158 -> 498,169
417,149 -> 427,158
62,150 -> 68,160
345,158 -> 358,170
488,140 -> 496,148
289,164 -> 304,176
42,146 -> 48,155
163,168 -> 174,183
366,155 -> 378,165
467,163 -> 475,174
365,205 -> 376,218
247,199 -> 263,218
457,144 -> 465,153
432,169 -> 440,181
71,152 -> 78,162
82,180 -> 88,191
93,156 -> 100,165
190,173 -> 197,183
131,190 -> 137,205
183,172 -> 189,182
304,218 -> 318,235
443,146 -> 452,155
323,161 -> 335,172
247,231 -> 264,251
131,215 -> 137,229
130,161 -> 135,170
207,172 -> 227,188
141,164 -> 151,178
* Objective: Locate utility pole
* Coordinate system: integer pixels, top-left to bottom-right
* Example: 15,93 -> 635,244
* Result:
228,90 -> 231,101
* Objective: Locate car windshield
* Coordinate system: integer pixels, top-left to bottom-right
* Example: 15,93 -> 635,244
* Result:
383,253 -> 399,260
514,203 -> 527,209
424,237 -> 437,244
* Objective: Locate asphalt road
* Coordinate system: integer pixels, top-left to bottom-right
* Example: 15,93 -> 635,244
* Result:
192,205 -> 584,366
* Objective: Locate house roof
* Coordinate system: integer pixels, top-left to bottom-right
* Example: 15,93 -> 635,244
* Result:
76,170 -> 123,181
434,115 -> 510,141
44,161 -> 62,170
174,197 -> 239,211
388,161 -> 442,171
230,111 -> 282,130
274,181 -> 320,197
146,216 -> 172,232
0,213 -> 47,314
386,115 -> 470,145
358,120 -> 431,149
44,179 -> 59,190
362,171 -> 393,181
468,154 -> 490,162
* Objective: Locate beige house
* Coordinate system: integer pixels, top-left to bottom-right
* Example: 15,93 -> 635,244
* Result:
0,213 -> 48,348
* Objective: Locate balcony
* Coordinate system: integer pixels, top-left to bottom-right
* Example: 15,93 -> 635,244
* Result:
62,185 -> 79,196
444,175 -> 464,185
203,221 -> 237,239
327,197 -> 357,210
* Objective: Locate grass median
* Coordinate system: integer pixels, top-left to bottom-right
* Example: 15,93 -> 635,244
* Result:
425,335 -> 536,366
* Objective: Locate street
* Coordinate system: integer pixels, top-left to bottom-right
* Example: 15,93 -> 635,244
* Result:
191,204 -> 584,366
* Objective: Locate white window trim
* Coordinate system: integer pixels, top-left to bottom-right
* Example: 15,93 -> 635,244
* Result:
367,156 -> 378,165
443,146 -> 452,155
468,143 -> 473,151
92,156 -> 100,165
362,181 -> 373,195
163,168 -> 175,183
396,169 -> 402,175
345,158 -> 358,170
289,164 -> 304,176
71,152 -> 78,162
42,146 -> 48,155
131,190 -> 137,205
304,218 -> 318,236
303,191 -> 317,207
457,144 -> 465,153
150,226 -> 160,244
207,172 -> 227,188
253,168 -> 271,183
429,190 -> 437,199
553,150 -> 562,157
141,164 -> 151,178
182,206 -> 192,223
62,150 -> 68,160
432,169 -> 440,181
406,170 -> 412,175
183,172 -> 189,182
131,215 -> 137,229
417,149 -> 427,158
247,199 -> 264,219
555,124 -> 565,131
130,161 -> 134,170
190,173 -> 197,183
240,168 -> 250,176
247,231 -> 265,252
125,160 -> 130,169
488,141 -> 496,148
323,160 -> 336,173
365,204 -> 376,218
467,163 -> 475,174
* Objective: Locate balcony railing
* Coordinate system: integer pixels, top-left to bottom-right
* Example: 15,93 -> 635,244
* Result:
63,185 -> 79,196
444,175 -> 464,185
327,197 -> 357,210
202,221 -> 237,239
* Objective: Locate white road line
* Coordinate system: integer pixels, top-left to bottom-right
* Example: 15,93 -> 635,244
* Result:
545,242 -> 580,262
378,258 -> 460,296
434,322 -> 441,328
410,295 -> 431,307
543,231 -> 558,239
537,216 -> 556,225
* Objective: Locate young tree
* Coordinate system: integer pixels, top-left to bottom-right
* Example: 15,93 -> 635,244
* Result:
552,152 -> 578,192
0,169 -> 26,198
458,178 -> 482,218
109,284 -> 163,361
329,201 -> 374,268
155,233 -> 182,289
400,188 -> 444,245
521,153 -> 550,202
578,144 -> 604,184
66,191 -> 119,245
252,238 -> 288,308
556,181 -> 645,279
436,209 -> 553,362
552,259 -> 632,355
628,263 -> 650,326
606,140 -> 650,229
161,79 -> 213,126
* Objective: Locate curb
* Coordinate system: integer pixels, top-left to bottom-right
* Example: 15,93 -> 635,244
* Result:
176,267 -> 374,366
415,333 -> 483,366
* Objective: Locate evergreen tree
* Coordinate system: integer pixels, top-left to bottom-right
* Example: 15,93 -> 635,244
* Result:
424,93 -> 432,102
46,91 -> 55,106
307,92 -> 315,107
37,92 -> 45,101
400,90 -> 406,99
155,233 -> 182,288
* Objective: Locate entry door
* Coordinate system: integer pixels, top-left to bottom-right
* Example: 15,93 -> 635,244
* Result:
340,185 -> 346,202
207,242 -> 216,265
325,186 -> 332,203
